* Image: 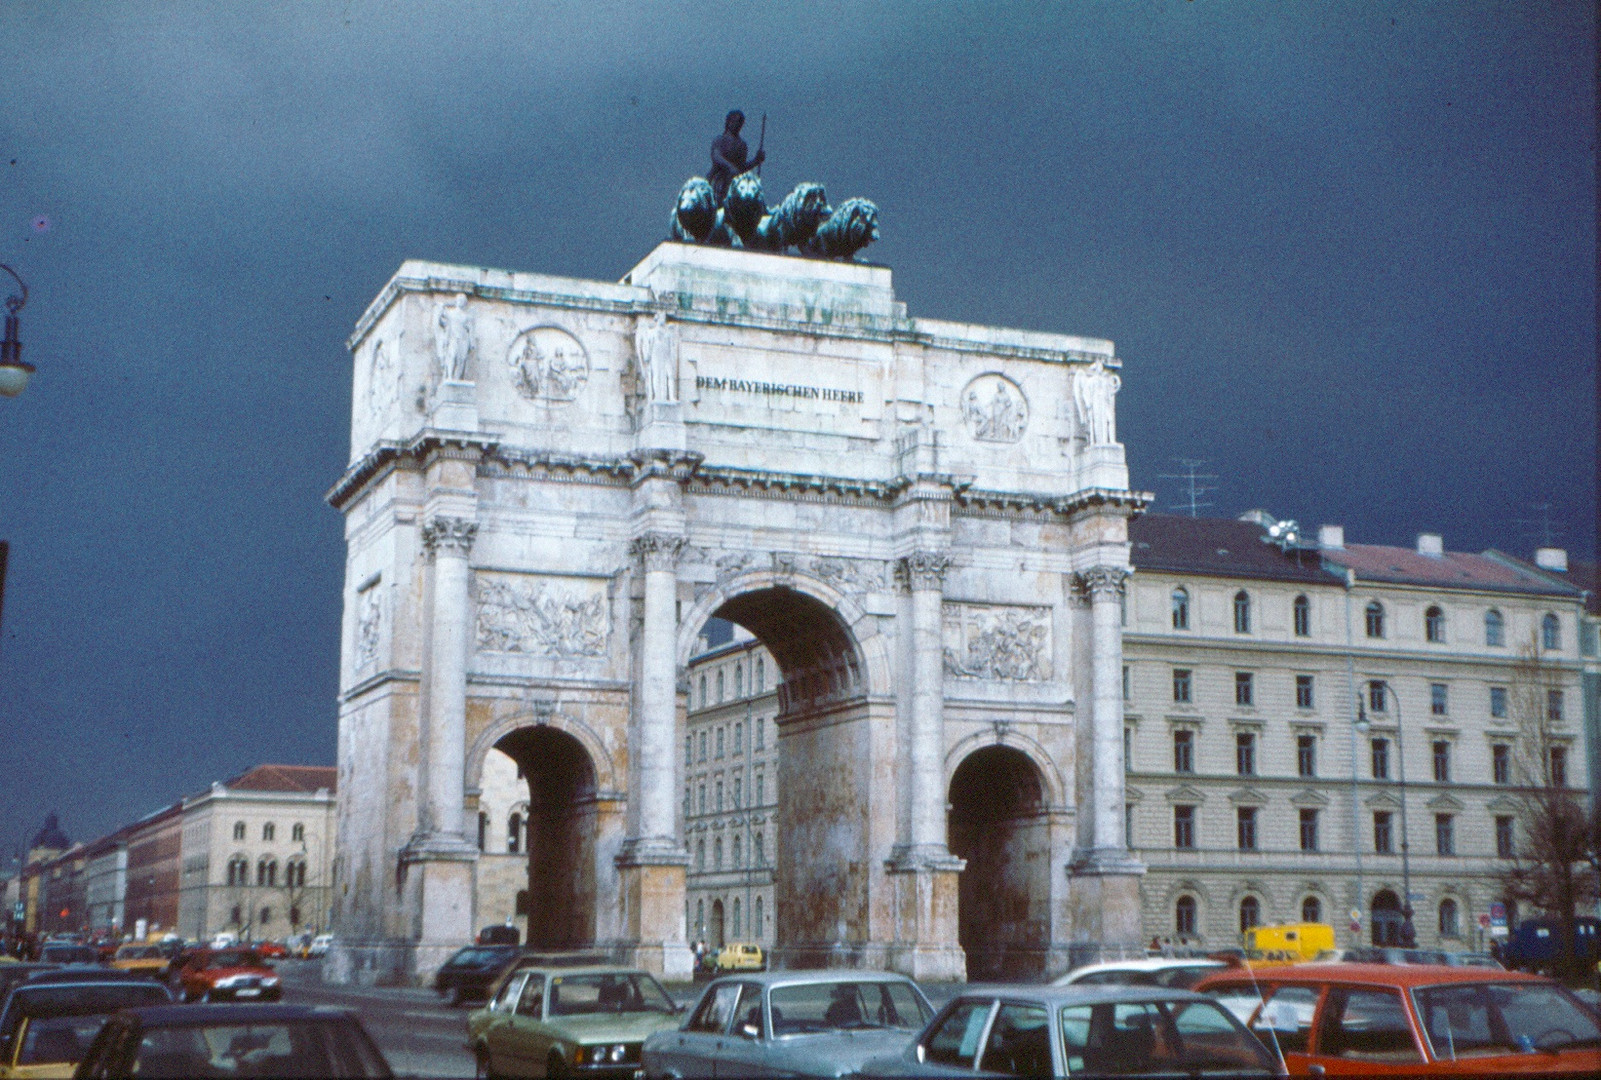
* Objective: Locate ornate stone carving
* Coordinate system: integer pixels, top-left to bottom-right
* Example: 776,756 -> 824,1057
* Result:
421,516 -> 478,557
810,555 -> 889,594
1074,566 -> 1130,600
507,325 -> 590,402
631,532 -> 686,572
714,551 -> 759,583
433,293 -> 476,381
896,551 -> 953,592
943,603 -> 1052,681
1072,357 -> 1121,445
474,576 -> 609,657
355,588 -> 382,670
962,374 -> 1028,443
634,311 -> 679,404
365,338 -> 395,421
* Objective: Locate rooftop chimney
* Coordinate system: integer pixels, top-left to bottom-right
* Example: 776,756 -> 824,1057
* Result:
1318,525 -> 1345,550
1417,533 -> 1444,557
1238,509 -> 1276,529
1534,547 -> 1569,572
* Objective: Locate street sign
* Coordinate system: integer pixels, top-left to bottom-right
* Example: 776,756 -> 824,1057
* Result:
1479,914 -> 1491,928
1349,909 -> 1362,924
1490,902 -> 1506,920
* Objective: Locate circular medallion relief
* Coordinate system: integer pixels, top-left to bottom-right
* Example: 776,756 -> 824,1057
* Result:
507,325 -> 590,402
961,374 -> 1028,443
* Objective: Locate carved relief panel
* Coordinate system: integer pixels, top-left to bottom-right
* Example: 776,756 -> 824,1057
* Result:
943,602 -> 1053,681
473,572 -> 611,659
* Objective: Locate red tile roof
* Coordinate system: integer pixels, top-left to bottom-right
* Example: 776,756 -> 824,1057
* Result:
1130,514 -> 1336,584
224,764 -> 337,794
1322,544 -> 1584,598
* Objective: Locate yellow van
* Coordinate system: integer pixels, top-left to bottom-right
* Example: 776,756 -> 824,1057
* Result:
1243,922 -> 1334,966
714,942 -> 765,971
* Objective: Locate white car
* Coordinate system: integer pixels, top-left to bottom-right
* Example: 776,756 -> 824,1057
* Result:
1052,956 -> 1226,990
307,933 -> 334,957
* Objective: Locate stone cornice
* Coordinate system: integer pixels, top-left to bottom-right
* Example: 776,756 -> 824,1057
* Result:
957,486 -> 1152,517
690,465 -> 910,503
628,448 -> 704,485
326,433 -> 499,510
349,274 -> 645,352
480,448 -> 633,485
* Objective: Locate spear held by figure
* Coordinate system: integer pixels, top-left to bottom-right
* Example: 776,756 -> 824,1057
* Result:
708,109 -> 766,205
756,113 -> 765,177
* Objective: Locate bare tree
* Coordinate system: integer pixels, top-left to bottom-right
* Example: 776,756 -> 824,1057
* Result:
1497,639 -> 1599,978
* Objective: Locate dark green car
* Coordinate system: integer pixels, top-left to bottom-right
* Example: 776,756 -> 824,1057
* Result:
467,964 -> 682,1079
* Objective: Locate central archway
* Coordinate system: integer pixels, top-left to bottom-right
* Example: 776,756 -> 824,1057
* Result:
493,726 -> 598,949
948,745 -> 1050,979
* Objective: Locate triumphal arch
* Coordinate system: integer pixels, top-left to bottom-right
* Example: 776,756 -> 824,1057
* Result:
325,241 -> 1147,985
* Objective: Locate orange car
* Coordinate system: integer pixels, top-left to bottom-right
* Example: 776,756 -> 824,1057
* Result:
174,947 -> 282,1003
1196,962 -> 1601,1075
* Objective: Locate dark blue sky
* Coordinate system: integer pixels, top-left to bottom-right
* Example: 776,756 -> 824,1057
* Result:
0,2 -> 1593,850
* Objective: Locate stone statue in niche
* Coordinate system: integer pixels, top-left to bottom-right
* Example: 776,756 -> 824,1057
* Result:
1073,357 -> 1121,445
355,589 -> 382,670
633,311 -> 678,403
962,374 -> 1028,443
507,325 -> 591,402
433,293 -> 476,381
364,338 -> 394,421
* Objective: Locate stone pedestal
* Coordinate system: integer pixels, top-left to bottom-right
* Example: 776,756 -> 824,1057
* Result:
404,848 -> 477,983
1067,858 -> 1147,968
617,860 -> 693,980
885,855 -> 967,981
431,379 -> 478,432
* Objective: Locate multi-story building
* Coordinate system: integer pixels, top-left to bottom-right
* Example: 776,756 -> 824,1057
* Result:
1123,513 -> 1588,951
684,620 -> 778,951
123,802 -> 184,940
82,829 -> 130,934
177,764 -> 337,943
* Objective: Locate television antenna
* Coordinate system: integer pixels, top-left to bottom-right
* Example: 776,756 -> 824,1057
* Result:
1157,459 -> 1219,517
1511,502 -> 1560,549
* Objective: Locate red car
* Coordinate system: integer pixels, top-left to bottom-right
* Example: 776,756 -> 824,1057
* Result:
255,940 -> 289,959
174,947 -> 283,1003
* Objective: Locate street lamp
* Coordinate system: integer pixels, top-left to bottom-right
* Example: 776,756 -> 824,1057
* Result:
1356,680 -> 1414,947
0,265 -> 32,398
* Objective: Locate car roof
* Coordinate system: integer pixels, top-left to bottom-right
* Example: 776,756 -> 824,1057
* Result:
953,984 -> 1216,1006
508,963 -> 653,978
117,1003 -> 357,1026
1062,958 -> 1225,976
22,969 -> 156,985
702,970 -> 928,988
1198,963 -> 1553,989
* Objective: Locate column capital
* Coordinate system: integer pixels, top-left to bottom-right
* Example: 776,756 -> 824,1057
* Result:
422,515 -> 478,558
631,532 -> 687,572
1073,566 -> 1130,601
896,551 -> 953,592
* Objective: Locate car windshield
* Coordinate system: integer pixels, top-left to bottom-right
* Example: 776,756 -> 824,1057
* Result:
768,980 -> 929,1035
448,948 -> 510,967
118,946 -> 163,960
1414,981 -> 1601,1057
39,945 -> 96,963
207,951 -> 266,969
16,1014 -> 110,1065
546,973 -> 677,1016
2,983 -> 170,1040
1060,999 -> 1279,1077
132,1021 -> 390,1079
1152,965 -> 1222,990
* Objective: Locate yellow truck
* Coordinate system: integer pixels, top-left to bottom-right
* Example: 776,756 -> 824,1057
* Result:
1243,922 -> 1334,966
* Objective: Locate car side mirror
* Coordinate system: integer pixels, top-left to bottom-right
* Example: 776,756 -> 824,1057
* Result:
739,1023 -> 761,1040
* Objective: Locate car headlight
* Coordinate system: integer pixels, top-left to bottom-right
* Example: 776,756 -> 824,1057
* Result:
261,977 -> 278,986
610,1044 -> 627,1063
215,975 -> 242,988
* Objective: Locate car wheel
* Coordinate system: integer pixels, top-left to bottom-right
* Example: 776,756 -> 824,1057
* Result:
547,1050 -> 571,1079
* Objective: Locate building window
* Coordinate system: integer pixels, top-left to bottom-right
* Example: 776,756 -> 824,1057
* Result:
733,776 -> 742,808
1295,675 -> 1314,709
1435,814 -> 1455,856
259,906 -> 271,926
1550,745 -> 1568,787
1302,896 -> 1322,924
1172,669 -> 1192,703
714,781 -> 723,813
732,897 -> 742,937
1492,744 -> 1510,785
1490,686 -> 1508,718
695,840 -> 705,872
683,787 -> 691,817
263,823 -> 275,842
287,860 -> 306,888
713,838 -> 722,870
1485,609 -> 1504,646
734,722 -> 743,755
1371,738 -> 1390,779
1122,665 -> 1130,701
716,670 -> 725,704
685,735 -> 693,766
291,823 -> 305,843
1237,807 -> 1258,851
1547,690 -> 1564,723
1233,591 -> 1252,634
507,814 -> 522,854
1495,815 -> 1514,858
695,899 -> 704,934
1374,811 -> 1393,854
1542,613 -> 1561,651
1299,809 -> 1319,852
1173,806 -> 1195,849
1235,732 -> 1256,776
1173,730 -> 1194,774
1431,683 -> 1448,716
754,896 -> 763,939
698,731 -> 707,762
735,664 -> 743,698
1438,898 -> 1460,938
716,728 -> 725,759
732,834 -> 742,867
477,813 -> 487,852
756,658 -> 765,694
1171,588 -> 1190,630
290,905 -> 301,927
697,786 -> 706,815
1293,595 -> 1311,637
1367,680 -> 1388,712
230,905 -> 242,926
1425,606 -> 1446,643
1297,735 -> 1317,777
1124,727 -> 1132,773
1432,740 -> 1451,783
755,719 -> 765,751
257,859 -> 277,887
754,833 -> 765,866
1365,601 -> 1385,638
756,773 -> 764,806
1239,896 -> 1260,933
1175,895 -> 1197,936
699,675 -> 707,709
227,856 -> 248,886
1235,672 -> 1253,707
233,821 -> 246,841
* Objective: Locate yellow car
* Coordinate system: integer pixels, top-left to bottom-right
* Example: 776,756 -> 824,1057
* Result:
713,942 -> 765,971
109,944 -> 169,979
2,1014 -> 107,1079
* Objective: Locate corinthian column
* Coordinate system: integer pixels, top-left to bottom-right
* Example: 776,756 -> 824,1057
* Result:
1076,566 -> 1131,857
630,531 -> 687,856
419,515 -> 478,849
899,550 -> 954,856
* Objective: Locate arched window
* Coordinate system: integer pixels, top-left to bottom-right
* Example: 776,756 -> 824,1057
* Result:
716,670 -> 725,704
755,833 -> 765,867
1171,588 -> 1190,631
732,897 -> 742,937
735,664 -> 744,697
291,823 -> 305,843
232,822 -> 246,841
1293,595 -> 1311,637
477,812 -> 487,851
732,835 -> 742,867
754,896 -> 763,938
1365,601 -> 1385,638
507,813 -> 522,855
1425,605 -> 1446,643
1233,591 -> 1251,634
227,856 -> 249,886
734,722 -> 743,755
1485,609 -> 1504,647
713,838 -> 723,870
1542,613 -> 1561,650
1301,896 -> 1322,924
1438,898 -> 1459,938
1175,895 -> 1197,937
286,860 -> 307,888
1239,896 -> 1260,934
230,905 -> 242,925
695,839 -> 705,872
290,905 -> 301,927
257,858 -> 277,888
696,900 -> 705,936
259,906 -> 271,926
699,675 -> 707,709
756,658 -> 765,693
262,823 -> 275,842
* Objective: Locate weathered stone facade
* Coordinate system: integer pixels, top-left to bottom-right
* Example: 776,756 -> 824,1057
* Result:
326,243 -> 1147,985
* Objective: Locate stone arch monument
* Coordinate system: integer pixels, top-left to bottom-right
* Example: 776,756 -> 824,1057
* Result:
325,243 -> 1148,985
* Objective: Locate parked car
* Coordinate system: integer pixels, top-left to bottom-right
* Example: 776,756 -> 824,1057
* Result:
469,963 -> 682,1079
860,984 -> 1280,1078
1196,961 -> 1601,1074
1053,957 -> 1227,990
253,941 -> 288,960
0,975 -> 172,1077
713,942 -> 765,972
172,948 -> 282,1003
1499,916 -> 1601,975
307,934 -> 334,958
477,925 -> 521,947
74,1003 -> 392,1078
1244,923 -> 1336,965
0,964 -> 58,1009
644,970 -> 934,1080
433,945 -> 522,1006
109,945 -> 170,980
34,945 -> 97,968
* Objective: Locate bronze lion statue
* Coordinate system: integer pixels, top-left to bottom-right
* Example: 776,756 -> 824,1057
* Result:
803,198 -> 879,261
753,182 -> 831,253
669,177 -> 717,243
